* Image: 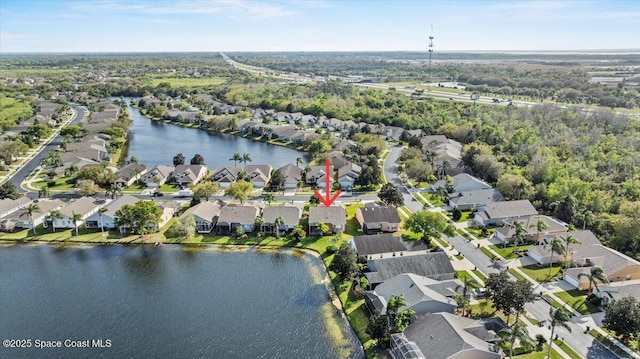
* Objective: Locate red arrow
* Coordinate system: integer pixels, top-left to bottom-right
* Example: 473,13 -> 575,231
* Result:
313,158 -> 342,207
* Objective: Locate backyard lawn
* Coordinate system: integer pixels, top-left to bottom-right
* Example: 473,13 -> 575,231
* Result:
519,263 -> 563,283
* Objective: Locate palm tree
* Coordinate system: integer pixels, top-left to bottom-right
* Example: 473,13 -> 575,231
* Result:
48,210 -> 64,232
254,217 -> 264,232
106,183 -> 122,199
263,192 -> 275,206
274,216 -> 285,238
64,164 -> 79,177
546,237 -> 566,277
98,207 -> 108,236
72,211 -> 83,236
578,265 -> 608,293
547,308 -> 572,359
242,153 -> 252,166
512,221 -> 527,256
230,153 -> 242,167
386,294 -> 408,317
21,203 -> 41,235
497,321 -> 534,359
455,276 -> 480,315
296,157 -> 303,168
38,186 -> 50,199
529,217 -> 550,242
580,210 -> 594,230
560,234 -> 581,267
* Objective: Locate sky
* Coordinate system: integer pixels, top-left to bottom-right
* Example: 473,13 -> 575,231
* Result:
1,0 -> 639,53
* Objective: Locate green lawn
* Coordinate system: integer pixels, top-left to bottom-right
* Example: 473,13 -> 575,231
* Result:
508,268 -> 529,282
512,344 -> 563,359
425,193 -> 444,207
473,269 -> 488,282
480,246 -> 499,260
519,263 -> 563,283
489,244 -> 530,259
344,204 -> 364,237
553,290 -> 601,315
554,339 -> 583,359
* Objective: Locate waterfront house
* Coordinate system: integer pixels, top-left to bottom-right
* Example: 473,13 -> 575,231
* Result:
155,201 -> 182,229
389,312 -> 504,359
277,164 -> 303,189
0,199 -> 64,231
171,164 -> 208,187
308,206 -> 346,235
355,204 -> 401,234
364,273 -> 461,316
49,197 -> 103,230
447,188 -> 505,211
216,205 -> 260,234
473,200 -> 538,227
182,201 -> 224,233
141,165 -> 175,188
114,163 -> 147,188
84,195 -> 139,230
350,233 -> 429,259
364,252 -> 456,286
261,206 -> 302,235
0,196 -> 32,219
243,165 -> 273,188
211,166 -> 242,188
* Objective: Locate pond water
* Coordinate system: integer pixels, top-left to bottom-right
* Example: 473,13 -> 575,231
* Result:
124,100 -> 310,170
0,244 -> 363,359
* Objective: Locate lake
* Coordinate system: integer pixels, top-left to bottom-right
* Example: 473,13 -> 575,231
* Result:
124,101 -> 311,169
0,244 -> 363,359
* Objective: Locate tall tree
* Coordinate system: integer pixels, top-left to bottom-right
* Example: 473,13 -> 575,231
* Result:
378,183 -> 404,207
456,276 -> 480,315
296,157 -> 303,168
230,153 -> 242,167
386,294 -> 408,316
72,211 -> 83,236
114,201 -> 162,235
329,242 -> 358,281
98,207 -> 108,236
0,182 -> 21,200
38,186 -> 50,199
274,216 -> 285,238
48,210 -> 63,232
242,153 -> 252,166
173,153 -> 185,166
497,321 -> 534,359
512,220 -> 527,255
547,308 -> 572,359
530,218 -> 550,242
224,181 -> 254,204
21,203 -> 41,235
192,181 -> 219,202
266,169 -> 285,192
263,192 -> 275,206
546,237 -> 566,276
578,265 -> 608,293
560,234 -> 581,267
190,153 -> 205,165
602,296 -> 640,342
404,211 -> 456,246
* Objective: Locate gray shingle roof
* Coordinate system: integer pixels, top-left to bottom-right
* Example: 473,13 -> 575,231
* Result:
481,200 -> 537,220
353,233 -> 407,255
448,189 -> 504,207
365,252 -> 455,284
261,206 -> 301,226
308,206 -> 346,226
358,205 -> 401,225
368,273 -> 460,314
277,164 -> 302,185
59,197 -> 101,217
217,205 -> 259,225
183,201 -> 223,221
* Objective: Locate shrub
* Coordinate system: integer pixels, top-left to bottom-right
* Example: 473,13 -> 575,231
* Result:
452,209 -> 462,221
47,180 -> 57,187
326,245 -> 339,254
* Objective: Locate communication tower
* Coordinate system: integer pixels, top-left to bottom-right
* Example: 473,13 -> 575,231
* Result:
428,25 -> 434,84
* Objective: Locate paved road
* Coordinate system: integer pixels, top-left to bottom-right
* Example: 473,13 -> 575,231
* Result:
383,144 -> 423,213
9,106 -> 85,195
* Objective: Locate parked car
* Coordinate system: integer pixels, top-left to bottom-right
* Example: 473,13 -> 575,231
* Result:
152,192 -> 164,197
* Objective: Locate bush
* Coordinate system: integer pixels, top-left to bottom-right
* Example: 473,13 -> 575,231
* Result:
452,209 -> 462,221
47,180 -> 57,187
326,245 -> 339,254
535,334 -> 546,351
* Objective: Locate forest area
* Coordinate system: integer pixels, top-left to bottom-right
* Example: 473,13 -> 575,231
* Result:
1,52 -> 639,260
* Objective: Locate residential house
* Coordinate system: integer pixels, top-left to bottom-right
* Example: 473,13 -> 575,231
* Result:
337,162 -> 362,190
308,206 -> 346,235
114,163 -> 147,188
277,164 -> 303,189
165,109 -> 199,123
0,196 -> 32,219
383,126 -> 405,141
141,165 -> 175,188
429,173 -> 491,193
181,201 -> 224,233
364,273 -> 461,316
49,197 -> 102,230
0,199 -> 64,231
563,244 -> 640,290
243,165 -> 272,188
528,230 -> 601,265
596,281 -> 640,307
211,166 -> 242,188
448,189 -> 505,211
306,164 -> 334,189
350,233 -> 429,259
171,164 -> 208,188
155,201 -> 182,230
364,252 -> 456,286
216,205 -> 260,234
389,312 -> 504,359
473,200 -> 538,227
84,195 -> 138,230
64,140 -> 110,163
495,215 -> 567,244
355,204 -> 401,234
261,206 -> 302,235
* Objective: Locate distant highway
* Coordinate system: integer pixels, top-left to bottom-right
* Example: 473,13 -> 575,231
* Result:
9,106 -> 85,194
